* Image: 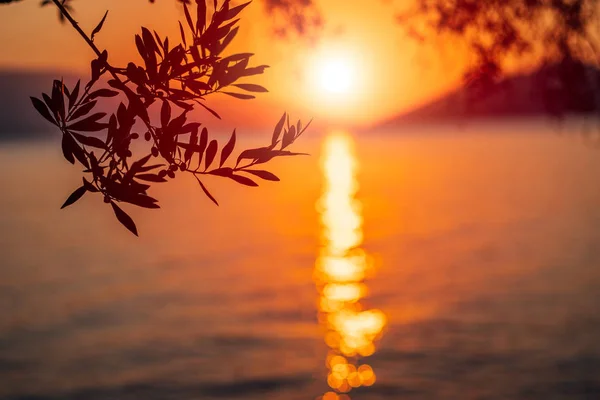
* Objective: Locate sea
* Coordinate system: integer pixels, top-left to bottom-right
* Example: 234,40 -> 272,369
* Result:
1,120 -> 600,399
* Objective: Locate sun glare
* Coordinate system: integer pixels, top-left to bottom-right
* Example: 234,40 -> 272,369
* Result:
318,58 -> 355,94
308,48 -> 362,102
315,132 -> 386,398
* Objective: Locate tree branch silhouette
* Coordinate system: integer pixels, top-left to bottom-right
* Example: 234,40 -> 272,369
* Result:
51,0 -> 110,71
29,0 -> 309,236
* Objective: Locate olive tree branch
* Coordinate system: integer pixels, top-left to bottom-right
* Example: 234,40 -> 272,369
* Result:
51,0 -> 116,79
51,0 -> 160,162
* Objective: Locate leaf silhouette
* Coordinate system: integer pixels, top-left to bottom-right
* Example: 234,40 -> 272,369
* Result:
208,167 -> 233,177
161,100 -> 171,127
82,177 -> 98,192
42,93 -> 56,120
67,135 -> 90,168
143,27 -> 159,55
183,1 -> 194,34
61,133 -> 76,164
88,88 -> 119,100
298,118 -> 312,138
136,173 -> 167,182
230,174 -> 258,186
216,20 -> 239,42
91,10 -> 108,41
67,80 -> 80,110
224,1 -> 251,21
190,44 -> 202,68
63,84 -> 71,101
142,27 -> 160,62
185,128 -> 199,162
222,92 -> 255,100
195,175 -> 219,206
196,0 -> 206,34
236,146 -> 270,166
110,201 -> 138,236
282,125 -> 296,149
242,169 -> 280,181
69,100 -> 97,121
51,79 -> 65,121
219,129 -> 236,167
135,34 -> 146,59
186,80 -> 212,93
197,127 -> 208,166
61,185 -> 87,209
220,26 -> 239,52
156,31 -> 166,57
124,154 -> 153,182
178,21 -> 187,48
272,149 -> 309,157
197,101 -> 221,119
233,83 -> 268,92
240,65 -> 269,77
122,194 -> 160,209
205,139 -> 217,169
30,97 -> 56,125
272,112 -> 286,146
251,148 -> 309,165
137,163 -> 163,173
71,132 -> 107,149
221,52 -> 253,63
67,113 -> 107,132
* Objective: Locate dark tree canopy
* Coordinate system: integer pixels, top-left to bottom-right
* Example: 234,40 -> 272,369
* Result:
263,0 -> 322,40
399,0 -> 600,114
401,0 -> 599,68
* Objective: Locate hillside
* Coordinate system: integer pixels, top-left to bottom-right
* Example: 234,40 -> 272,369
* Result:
0,70 -> 81,140
375,62 -> 600,129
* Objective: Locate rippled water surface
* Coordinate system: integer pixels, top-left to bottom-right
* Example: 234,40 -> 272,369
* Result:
2,123 -> 600,399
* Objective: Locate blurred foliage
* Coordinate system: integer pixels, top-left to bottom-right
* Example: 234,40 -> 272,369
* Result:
27,0 -> 309,235
263,0 -> 322,41
398,0 -> 600,114
0,0 -> 322,38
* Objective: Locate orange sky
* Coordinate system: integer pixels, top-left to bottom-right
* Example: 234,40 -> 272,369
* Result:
0,0 -> 472,129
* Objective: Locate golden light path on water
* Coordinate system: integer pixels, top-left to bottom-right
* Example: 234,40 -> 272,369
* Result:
315,132 -> 387,400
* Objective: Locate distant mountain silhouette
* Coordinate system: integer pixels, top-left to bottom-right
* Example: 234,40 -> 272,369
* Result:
376,61 -> 600,129
0,70 -> 81,140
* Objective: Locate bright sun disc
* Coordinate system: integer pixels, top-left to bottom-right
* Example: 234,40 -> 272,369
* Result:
317,58 -> 355,95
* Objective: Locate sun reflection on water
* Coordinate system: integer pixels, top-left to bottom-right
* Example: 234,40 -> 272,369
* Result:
315,132 -> 386,399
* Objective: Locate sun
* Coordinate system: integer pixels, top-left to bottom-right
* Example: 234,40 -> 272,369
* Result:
308,50 -> 359,98
318,58 -> 355,94
303,45 -> 369,116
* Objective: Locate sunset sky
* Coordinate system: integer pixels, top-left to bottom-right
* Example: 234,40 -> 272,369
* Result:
0,0 -> 473,128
